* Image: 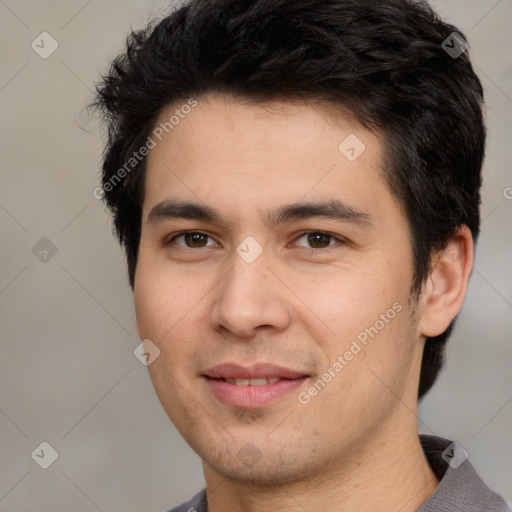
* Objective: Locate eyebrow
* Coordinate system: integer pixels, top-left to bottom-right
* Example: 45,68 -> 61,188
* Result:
147,199 -> 372,229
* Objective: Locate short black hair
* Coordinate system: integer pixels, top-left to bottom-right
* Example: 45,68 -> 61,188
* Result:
94,0 -> 486,400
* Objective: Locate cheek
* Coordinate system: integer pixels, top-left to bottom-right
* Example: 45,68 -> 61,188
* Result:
134,257 -> 206,381
291,265 -> 407,350
134,252 -> 197,342
134,266 -> 201,420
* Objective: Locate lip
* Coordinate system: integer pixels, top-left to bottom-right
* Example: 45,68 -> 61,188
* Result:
202,363 -> 310,408
203,363 -> 308,380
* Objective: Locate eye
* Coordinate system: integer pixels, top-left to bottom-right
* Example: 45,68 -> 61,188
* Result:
165,230 -> 346,252
166,231 -> 218,248
293,231 -> 344,251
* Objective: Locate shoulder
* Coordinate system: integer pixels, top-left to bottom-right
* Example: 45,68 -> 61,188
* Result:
419,434 -> 511,512
164,488 -> 207,512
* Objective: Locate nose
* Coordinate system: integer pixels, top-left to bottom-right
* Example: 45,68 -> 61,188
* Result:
209,246 -> 292,338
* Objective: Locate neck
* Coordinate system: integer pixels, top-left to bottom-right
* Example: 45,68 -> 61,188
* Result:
203,421 -> 439,512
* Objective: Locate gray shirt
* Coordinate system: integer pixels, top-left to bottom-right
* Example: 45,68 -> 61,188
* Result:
166,434 -> 510,512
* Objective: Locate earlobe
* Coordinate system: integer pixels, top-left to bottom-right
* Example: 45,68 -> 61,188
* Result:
417,226 -> 474,338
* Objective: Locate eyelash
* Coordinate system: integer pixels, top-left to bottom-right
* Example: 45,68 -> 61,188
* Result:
165,230 -> 346,253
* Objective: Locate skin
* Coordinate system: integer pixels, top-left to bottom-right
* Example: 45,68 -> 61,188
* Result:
134,93 -> 473,512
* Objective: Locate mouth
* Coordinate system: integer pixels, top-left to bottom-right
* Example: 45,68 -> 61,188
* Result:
202,363 -> 310,408
221,376 -> 282,385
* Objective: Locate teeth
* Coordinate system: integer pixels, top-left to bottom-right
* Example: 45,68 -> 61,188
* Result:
225,378 -> 248,385
249,378 -> 267,386
224,377 -> 281,386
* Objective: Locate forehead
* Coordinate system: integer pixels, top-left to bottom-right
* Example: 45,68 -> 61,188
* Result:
151,93 -> 370,156
142,93 -> 396,228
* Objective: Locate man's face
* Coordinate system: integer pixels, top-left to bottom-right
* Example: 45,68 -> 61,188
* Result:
134,94 -> 424,484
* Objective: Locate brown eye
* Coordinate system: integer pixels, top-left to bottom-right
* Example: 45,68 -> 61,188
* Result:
169,232 -> 216,248
295,231 -> 340,250
307,233 -> 332,249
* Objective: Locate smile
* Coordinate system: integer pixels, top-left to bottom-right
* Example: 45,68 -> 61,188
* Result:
202,363 -> 310,408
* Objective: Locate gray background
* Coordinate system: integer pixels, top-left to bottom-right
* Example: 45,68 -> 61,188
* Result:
0,0 -> 510,511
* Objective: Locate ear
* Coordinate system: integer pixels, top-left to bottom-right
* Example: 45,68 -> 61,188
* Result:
417,225 -> 474,338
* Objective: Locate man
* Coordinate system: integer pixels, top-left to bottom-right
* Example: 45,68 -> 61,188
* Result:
94,0 -> 510,510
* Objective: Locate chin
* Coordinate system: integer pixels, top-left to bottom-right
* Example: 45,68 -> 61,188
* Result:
200,437 -> 325,486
